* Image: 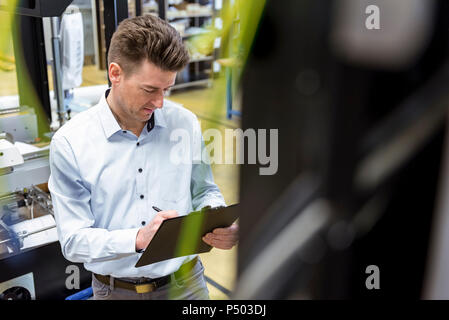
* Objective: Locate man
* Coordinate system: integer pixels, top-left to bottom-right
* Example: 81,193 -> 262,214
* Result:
48,15 -> 238,300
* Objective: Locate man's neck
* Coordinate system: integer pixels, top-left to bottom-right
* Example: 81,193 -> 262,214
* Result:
106,91 -> 146,137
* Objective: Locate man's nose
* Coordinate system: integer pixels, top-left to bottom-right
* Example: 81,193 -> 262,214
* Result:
152,91 -> 164,109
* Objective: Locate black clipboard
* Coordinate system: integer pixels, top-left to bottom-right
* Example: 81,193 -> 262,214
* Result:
135,204 -> 239,267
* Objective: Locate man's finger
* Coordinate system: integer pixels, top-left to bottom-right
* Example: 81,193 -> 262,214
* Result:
203,237 -> 235,249
207,233 -> 238,242
203,232 -> 238,246
212,228 -> 232,235
159,210 -> 179,219
212,223 -> 238,235
202,236 -> 211,245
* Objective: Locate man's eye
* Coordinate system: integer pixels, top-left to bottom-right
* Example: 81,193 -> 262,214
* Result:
143,88 -> 169,95
143,89 -> 154,94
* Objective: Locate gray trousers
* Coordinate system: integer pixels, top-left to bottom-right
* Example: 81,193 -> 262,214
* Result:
92,258 -> 210,300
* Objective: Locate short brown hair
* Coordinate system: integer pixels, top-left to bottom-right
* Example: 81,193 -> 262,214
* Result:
107,15 -> 189,74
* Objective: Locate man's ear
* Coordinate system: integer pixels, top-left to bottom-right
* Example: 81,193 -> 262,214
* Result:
108,62 -> 123,85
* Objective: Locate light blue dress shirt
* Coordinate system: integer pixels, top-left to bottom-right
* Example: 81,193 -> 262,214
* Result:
48,90 -> 226,278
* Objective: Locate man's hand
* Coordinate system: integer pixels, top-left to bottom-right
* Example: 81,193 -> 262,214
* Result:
202,223 -> 239,250
135,210 -> 179,251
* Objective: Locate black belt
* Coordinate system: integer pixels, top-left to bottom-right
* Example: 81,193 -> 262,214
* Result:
94,257 -> 198,294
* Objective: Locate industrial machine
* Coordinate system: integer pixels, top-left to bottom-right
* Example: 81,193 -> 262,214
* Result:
0,108 -> 90,300
234,0 -> 449,299
0,0 -> 91,300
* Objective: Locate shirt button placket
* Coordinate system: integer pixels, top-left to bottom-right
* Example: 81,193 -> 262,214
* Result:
136,139 -> 146,228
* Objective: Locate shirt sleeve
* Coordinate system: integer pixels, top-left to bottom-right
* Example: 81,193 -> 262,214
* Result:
48,135 -> 140,264
190,117 -> 227,211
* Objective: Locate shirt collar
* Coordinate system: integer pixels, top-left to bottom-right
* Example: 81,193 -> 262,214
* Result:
98,89 -> 167,139
98,89 -> 121,139
153,107 -> 167,129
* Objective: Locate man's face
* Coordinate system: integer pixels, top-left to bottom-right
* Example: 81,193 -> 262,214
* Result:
111,59 -> 177,124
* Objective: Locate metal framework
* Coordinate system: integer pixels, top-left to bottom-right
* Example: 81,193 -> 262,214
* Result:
235,0 -> 449,299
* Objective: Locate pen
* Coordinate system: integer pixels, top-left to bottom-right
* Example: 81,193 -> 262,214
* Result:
152,206 -> 162,212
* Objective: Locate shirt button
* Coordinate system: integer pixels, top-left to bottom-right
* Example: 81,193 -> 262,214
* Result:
138,168 -> 143,173
141,221 -> 146,226
123,131 -> 127,133
140,195 -> 144,199
136,142 -> 140,146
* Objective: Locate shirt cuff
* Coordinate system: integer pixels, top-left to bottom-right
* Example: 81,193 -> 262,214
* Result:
197,197 -> 227,211
110,227 -> 141,255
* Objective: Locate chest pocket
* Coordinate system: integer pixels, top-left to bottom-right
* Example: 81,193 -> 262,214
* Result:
160,168 -> 188,203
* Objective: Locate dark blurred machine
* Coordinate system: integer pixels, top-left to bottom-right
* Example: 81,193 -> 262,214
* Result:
0,0 -> 91,300
235,0 -> 449,299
